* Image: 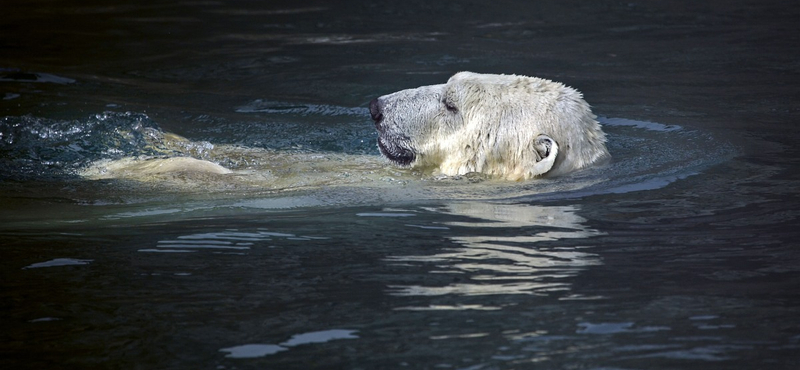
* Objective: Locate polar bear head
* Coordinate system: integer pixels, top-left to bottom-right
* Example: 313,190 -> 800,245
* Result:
369,71 -> 609,180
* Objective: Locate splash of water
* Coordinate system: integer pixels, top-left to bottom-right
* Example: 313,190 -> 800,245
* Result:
0,112 -> 185,179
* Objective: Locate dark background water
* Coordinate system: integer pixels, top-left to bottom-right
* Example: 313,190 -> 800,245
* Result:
2,0 -> 800,369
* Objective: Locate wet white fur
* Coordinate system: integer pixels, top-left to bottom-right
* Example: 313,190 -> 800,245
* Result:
375,71 -> 609,180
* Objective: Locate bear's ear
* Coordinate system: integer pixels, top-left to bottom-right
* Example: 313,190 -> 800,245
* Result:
529,134 -> 559,176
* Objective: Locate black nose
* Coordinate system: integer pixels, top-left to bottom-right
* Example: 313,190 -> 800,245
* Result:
369,98 -> 383,124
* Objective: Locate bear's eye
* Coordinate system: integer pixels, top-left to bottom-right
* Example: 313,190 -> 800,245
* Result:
443,99 -> 458,113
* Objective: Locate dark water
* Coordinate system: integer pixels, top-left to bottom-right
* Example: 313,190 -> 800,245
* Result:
2,1 -> 800,369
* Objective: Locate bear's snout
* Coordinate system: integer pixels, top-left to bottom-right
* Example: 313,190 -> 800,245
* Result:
369,96 -> 416,166
368,98 -> 383,128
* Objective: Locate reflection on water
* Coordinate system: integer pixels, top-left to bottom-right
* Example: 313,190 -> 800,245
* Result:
576,322 -> 670,334
0,70 -> 76,84
139,228 -> 329,254
219,329 -> 358,359
22,258 -> 93,269
387,202 -> 603,300
236,99 -> 368,116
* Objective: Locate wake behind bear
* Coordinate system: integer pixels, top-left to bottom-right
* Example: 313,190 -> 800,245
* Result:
83,72 -> 608,184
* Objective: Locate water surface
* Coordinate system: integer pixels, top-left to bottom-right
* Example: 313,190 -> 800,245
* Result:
2,1 -> 799,369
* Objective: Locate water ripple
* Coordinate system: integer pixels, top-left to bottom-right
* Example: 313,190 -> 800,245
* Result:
386,202 -> 603,299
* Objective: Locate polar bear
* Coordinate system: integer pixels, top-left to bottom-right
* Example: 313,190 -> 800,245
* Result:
369,71 -> 609,180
